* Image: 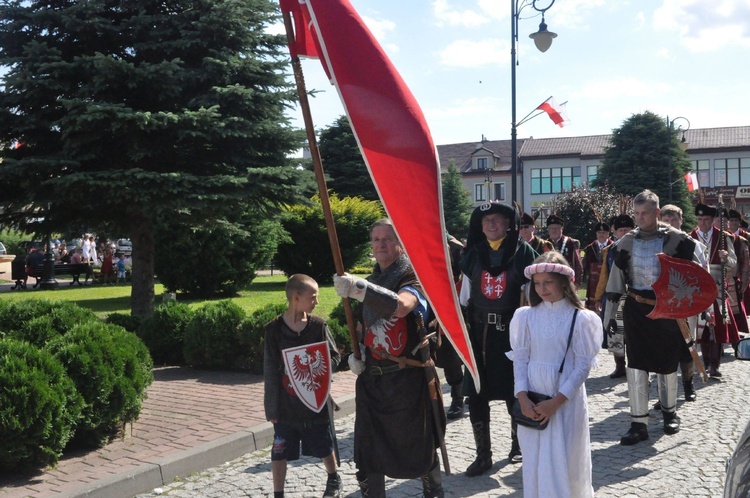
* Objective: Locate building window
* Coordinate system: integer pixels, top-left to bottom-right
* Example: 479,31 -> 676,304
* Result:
587,165 -> 598,183
692,159 -> 710,188
494,183 -> 506,201
530,167 -> 582,194
713,158 -> 750,187
474,183 -> 485,202
475,157 -> 488,170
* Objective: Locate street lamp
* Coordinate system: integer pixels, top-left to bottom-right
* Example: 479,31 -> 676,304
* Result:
484,166 -> 493,202
511,0 -> 557,205
666,115 -> 691,202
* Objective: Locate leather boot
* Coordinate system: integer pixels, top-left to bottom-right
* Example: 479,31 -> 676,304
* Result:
683,377 -> 696,401
620,422 -> 649,445
446,383 -> 464,420
420,457 -> 444,498
356,471 -> 385,498
465,422 -> 493,477
610,355 -> 626,379
663,410 -> 681,435
322,473 -> 342,498
508,422 -> 522,464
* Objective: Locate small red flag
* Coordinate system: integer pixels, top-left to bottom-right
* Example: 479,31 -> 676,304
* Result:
537,97 -> 570,127
684,172 -> 699,191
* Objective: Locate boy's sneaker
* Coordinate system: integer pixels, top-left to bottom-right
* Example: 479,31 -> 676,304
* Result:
322,473 -> 342,498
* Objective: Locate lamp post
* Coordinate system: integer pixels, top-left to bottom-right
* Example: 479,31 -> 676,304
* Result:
511,0 -> 557,205
666,115 -> 691,202
484,166 -> 493,202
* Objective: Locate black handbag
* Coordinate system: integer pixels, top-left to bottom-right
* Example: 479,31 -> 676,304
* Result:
511,309 -> 579,431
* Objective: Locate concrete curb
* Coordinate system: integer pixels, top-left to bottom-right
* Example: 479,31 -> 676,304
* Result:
59,393 -> 357,498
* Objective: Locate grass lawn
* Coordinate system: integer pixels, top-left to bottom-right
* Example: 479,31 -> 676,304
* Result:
0,274 -> 343,320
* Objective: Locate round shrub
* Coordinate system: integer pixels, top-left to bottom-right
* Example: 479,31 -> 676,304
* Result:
183,301 -> 245,369
46,322 -> 154,446
0,338 -> 83,472
137,301 -> 194,365
238,303 -> 286,373
0,299 -> 97,346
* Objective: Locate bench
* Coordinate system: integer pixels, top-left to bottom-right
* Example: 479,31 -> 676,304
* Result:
27,262 -> 93,288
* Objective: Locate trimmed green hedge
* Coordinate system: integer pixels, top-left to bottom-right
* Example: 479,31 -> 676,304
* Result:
0,339 -> 83,472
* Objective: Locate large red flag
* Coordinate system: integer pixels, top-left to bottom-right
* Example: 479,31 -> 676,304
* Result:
281,0 -> 479,389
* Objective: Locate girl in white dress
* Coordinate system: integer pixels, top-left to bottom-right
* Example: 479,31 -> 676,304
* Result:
509,251 -> 602,498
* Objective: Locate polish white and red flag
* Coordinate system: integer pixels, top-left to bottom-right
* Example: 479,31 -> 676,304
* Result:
537,97 -> 570,127
280,0 -> 480,389
685,172 -> 700,191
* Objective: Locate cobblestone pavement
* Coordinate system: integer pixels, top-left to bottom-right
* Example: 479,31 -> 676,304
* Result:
136,349 -> 750,498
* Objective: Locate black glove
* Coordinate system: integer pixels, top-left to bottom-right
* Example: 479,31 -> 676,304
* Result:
607,319 -> 618,334
606,293 -> 622,304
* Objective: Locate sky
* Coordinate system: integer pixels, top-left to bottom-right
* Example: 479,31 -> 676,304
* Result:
276,0 -> 750,146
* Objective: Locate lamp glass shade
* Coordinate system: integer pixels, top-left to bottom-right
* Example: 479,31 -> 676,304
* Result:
529,21 -> 557,53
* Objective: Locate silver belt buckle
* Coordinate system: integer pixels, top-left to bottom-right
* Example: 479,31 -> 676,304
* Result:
487,313 -> 497,325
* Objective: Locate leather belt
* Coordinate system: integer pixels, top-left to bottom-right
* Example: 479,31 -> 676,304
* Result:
628,292 -> 656,306
367,364 -> 402,375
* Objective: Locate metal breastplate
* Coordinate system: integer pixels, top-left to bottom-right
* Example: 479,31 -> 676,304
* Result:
630,237 -> 664,289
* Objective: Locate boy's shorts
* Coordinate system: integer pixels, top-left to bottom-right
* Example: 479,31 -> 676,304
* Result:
271,421 -> 333,461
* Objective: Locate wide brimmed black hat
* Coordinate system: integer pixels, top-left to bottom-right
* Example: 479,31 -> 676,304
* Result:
520,212 -> 535,226
546,214 -> 565,227
695,203 -> 717,217
612,214 -> 635,230
729,209 -> 744,220
594,222 -> 610,232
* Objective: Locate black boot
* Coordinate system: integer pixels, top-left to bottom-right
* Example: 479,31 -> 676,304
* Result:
465,422 -> 493,477
446,383 -> 464,419
663,410 -> 681,435
508,422 -> 522,464
610,355 -> 626,378
620,422 -> 649,445
421,457 -> 444,498
683,377 -> 696,401
356,471 -> 385,498
323,472 -> 342,498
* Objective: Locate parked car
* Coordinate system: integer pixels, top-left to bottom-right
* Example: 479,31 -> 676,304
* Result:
0,242 -> 6,255
116,238 -> 132,256
724,337 -> 750,497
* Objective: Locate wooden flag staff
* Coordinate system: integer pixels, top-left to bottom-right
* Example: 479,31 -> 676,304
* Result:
281,10 -> 361,361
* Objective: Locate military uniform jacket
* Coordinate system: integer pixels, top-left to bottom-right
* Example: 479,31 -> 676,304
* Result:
582,239 -> 612,300
552,236 -> 583,285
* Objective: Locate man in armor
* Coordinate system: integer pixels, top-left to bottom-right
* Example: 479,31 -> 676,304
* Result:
546,214 -> 583,287
603,190 -> 697,445
458,202 -> 537,474
334,219 -> 446,497
582,221 -> 613,311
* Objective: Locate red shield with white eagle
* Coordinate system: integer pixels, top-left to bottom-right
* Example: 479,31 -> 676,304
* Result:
481,270 -> 507,299
365,316 -> 408,359
281,341 -> 332,413
647,253 -> 718,320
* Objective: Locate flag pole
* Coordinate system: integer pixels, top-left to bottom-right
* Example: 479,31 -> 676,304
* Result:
282,10 -> 361,360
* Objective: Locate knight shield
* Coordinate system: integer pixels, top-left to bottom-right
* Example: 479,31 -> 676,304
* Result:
647,253 -> 718,320
281,341 -> 332,413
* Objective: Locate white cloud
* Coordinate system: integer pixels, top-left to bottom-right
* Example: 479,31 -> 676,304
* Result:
654,0 -> 750,52
545,0 -> 607,31
432,0 -> 490,27
427,96 -> 501,118
438,39 -> 508,67
361,15 -> 396,43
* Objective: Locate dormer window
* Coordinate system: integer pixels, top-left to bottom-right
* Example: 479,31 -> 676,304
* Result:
475,157 -> 488,170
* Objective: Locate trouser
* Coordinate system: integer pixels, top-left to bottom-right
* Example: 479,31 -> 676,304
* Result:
627,368 -> 677,424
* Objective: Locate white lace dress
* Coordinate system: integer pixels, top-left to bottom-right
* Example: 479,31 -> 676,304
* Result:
508,300 -> 602,498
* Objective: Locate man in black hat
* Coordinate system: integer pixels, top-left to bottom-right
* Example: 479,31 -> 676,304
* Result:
582,222 -> 612,311
690,203 -> 738,377
519,212 -> 554,254
603,190 -> 697,445
727,209 -> 750,341
458,201 -> 537,474
594,214 -> 635,379
546,214 -> 583,286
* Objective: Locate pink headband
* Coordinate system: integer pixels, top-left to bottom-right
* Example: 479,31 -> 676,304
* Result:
524,262 -> 576,282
